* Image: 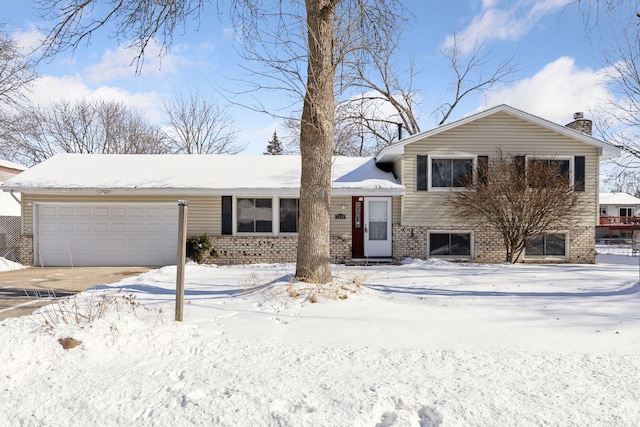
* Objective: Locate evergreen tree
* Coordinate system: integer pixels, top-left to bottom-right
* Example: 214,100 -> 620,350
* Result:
264,130 -> 283,155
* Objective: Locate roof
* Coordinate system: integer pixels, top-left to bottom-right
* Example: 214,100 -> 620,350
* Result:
375,104 -> 621,163
1,153 -> 404,196
0,159 -> 27,172
599,192 -> 640,205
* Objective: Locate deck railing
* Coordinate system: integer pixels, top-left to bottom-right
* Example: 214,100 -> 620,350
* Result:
599,216 -> 640,226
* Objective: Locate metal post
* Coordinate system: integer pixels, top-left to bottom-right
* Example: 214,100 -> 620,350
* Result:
175,199 -> 189,321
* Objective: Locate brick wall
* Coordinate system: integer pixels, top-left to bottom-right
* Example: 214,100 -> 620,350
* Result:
20,235 -> 33,266
393,225 -> 596,264
205,235 -> 351,265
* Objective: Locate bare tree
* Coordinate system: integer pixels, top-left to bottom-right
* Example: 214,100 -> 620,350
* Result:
448,152 -> 583,263
435,33 -> 517,126
606,169 -> 640,197
37,0 -> 405,283
334,31 -> 517,153
163,92 -> 243,154
0,99 -> 169,166
0,27 -> 37,110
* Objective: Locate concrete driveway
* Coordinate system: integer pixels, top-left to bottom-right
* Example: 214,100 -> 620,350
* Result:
0,267 -> 149,321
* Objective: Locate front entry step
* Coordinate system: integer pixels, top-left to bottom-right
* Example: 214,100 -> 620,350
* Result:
346,257 -> 396,266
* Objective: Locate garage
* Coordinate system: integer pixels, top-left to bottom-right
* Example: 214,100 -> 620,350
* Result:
35,203 -> 178,267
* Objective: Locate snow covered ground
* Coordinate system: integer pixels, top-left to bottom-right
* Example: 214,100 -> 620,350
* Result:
0,256 -> 25,272
1,256 -> 639,426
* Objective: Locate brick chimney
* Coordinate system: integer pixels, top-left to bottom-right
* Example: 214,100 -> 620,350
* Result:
565,112 -> 592,136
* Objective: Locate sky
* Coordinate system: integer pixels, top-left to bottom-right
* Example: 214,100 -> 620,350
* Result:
2,0 -> 635,155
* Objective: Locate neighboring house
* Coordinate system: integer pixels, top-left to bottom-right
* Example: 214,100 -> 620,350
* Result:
0,159 -> 26,216
0,159 -> 27,262
596,192 -> 640,241
2,105 -> 620,267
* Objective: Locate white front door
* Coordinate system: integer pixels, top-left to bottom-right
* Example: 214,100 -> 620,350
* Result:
364,197 -> 392,257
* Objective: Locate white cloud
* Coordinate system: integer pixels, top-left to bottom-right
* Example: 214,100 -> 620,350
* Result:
84,41 -> 185,84
481,56 -> 612,124
27,74 -> 164,122
442,0 -> 572,54
11,27 -> 44,54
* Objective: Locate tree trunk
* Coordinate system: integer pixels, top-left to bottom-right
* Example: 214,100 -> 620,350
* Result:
295,0 -> 337,283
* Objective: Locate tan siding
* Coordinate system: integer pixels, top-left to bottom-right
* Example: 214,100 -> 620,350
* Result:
401,112 -> 599,227
21,194 -> 221,236
330,196 -> 351,236
392,158 -> 402,183
0,171 -> 15,182
187,196 -> 221,235
392,196 -> 401,225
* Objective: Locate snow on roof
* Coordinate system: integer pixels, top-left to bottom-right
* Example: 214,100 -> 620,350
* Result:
599,192 -> 640,205
0,158 -> 27,172
2,153 -> 404,195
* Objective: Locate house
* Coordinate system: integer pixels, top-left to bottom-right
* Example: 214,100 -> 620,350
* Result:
2,105 -> 620,267
0,159 -> 27,262
0,159 -> 26,216
596,192 -> 640,242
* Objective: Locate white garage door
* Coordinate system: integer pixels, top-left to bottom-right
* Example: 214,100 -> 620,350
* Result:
36,203 -> 178,267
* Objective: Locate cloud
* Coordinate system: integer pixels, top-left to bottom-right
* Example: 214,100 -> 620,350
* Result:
11,27 -> 44,54
442,0 -> 573,54
27,74 -> 165,122
481,56 -> 612,124
84,41 -> 186,84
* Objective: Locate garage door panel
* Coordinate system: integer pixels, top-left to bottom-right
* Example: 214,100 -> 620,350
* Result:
129,223 -> 144,232
94,223 -> 109,232
37,203 -> 178,266
76,207 -> 91,216
112,223 -> 127,233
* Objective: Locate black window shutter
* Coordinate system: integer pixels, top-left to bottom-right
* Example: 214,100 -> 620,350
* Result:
514,156 -> 525,172
417,155 -> 428,191
222,196 -> 232,235
477,156 -> 488,185
574,156 -> 585,192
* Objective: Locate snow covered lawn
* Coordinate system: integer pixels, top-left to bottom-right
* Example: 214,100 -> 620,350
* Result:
1,257 -> 639,426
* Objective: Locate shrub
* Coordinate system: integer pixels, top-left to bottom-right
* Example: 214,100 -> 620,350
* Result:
186,233 -> 218,263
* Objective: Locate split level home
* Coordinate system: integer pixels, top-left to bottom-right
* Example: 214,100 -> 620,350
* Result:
596,192 -> 640,241
0,159 -> 27,262
2,104 -> 620,267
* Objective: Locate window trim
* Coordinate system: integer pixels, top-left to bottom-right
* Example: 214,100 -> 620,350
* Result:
427,230 -> 474,260
525,155 -> 574,188
427,155 -> 477,191
232,196 -> 300,236
524,231 -> 569,260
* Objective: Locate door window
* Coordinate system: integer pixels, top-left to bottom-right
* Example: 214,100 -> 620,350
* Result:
368,200 -> 388,241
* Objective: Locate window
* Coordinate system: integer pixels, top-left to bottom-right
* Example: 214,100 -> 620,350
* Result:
279,198 -> 299,233
620,207 -> 635,217
527,158 -> 571,187
237,198 -> 272,233
431,158 -> 473,188
429,232 -> 471,257
600,206 -> 608,217
525,233 -> 566,257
